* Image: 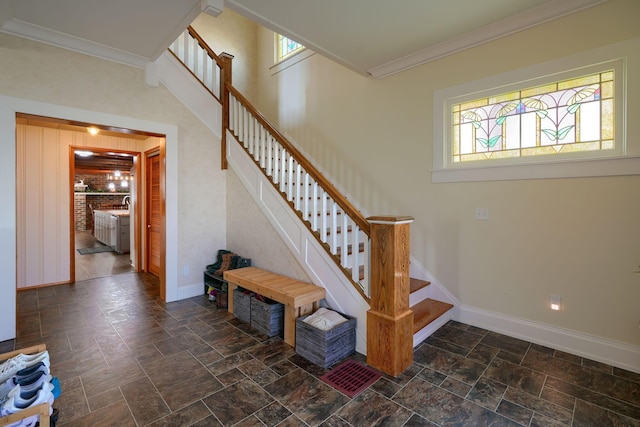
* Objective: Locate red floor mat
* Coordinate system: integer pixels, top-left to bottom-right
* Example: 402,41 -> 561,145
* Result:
320,359 -> 382,398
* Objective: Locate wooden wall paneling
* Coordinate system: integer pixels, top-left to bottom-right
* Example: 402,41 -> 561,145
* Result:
15,124 -> 26,289
23,125 -> 44,288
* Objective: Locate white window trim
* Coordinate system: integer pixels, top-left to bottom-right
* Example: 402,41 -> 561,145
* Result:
432,37 -> 640,183
270,48 -> 315,76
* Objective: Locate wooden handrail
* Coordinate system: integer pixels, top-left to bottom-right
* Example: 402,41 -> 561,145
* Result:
227,84 -> 371,236
167,26 -> 225,103
186,26 -> 222,66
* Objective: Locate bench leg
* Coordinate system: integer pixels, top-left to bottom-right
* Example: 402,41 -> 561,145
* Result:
283,303 -> 318,348
283,305 -> 296,347
227,283 -> 237,313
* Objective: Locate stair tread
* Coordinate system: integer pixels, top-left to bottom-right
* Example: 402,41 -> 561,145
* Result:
411,298 -> 453,334
410,278 -> 430,294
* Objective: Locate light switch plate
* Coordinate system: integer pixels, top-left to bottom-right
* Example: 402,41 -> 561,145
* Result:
475,207 -> 489,221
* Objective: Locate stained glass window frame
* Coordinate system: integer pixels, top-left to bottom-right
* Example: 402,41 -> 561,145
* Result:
451,69 -> 616,164
276,34 -> 305,63
432,48 -> 631,183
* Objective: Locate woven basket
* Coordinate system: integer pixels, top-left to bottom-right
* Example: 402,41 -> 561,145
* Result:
233,288 -> 252,323
250,297 -> 284,337
295,312 -> 356,368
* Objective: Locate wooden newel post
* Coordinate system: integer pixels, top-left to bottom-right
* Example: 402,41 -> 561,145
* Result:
366,215 -> 414,377
219,52 -> 234,170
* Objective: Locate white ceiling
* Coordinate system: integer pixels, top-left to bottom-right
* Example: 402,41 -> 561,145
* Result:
1,0 -> 606,77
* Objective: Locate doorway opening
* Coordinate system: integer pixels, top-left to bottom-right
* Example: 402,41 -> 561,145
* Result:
72,148 -> 138,282
15,113 -> 166,290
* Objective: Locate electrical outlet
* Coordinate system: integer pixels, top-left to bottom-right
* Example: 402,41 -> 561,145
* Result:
183,266 -> 189,277
475,207 -> 489,221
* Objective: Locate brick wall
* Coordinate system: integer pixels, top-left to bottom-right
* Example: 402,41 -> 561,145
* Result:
74,193 -> 87,231
74,171 -> 130,231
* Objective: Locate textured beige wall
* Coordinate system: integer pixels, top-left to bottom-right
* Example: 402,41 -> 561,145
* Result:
226,169 -> 310,282
252,0 -> 640,345
0,32 -> 227,289
192,9 -> 259,102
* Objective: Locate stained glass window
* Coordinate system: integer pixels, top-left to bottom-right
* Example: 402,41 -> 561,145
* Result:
276,34 -> 304,62
452,71 -> 614,163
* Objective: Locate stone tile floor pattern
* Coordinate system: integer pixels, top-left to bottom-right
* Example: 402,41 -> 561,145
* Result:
1,272 -> 638,426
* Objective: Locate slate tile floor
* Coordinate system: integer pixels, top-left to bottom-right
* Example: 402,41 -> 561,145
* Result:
2,272 -> 639,426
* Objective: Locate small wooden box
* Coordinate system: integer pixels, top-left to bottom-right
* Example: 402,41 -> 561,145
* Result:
233,288 -> 252,323
250,297 -> 284,337
295,312 -> 356,368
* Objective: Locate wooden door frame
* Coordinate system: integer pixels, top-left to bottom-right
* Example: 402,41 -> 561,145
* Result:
69,146 -> 142,282
144,146 -> 166,300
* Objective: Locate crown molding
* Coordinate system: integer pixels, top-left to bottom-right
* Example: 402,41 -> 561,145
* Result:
0,18 -> 149,68
368,0 -> 609,79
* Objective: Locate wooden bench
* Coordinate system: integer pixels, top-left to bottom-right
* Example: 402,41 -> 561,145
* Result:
223,267 -> 325,347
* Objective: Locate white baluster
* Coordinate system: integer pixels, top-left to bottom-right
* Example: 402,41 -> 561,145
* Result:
287,157 -> 294,202
238,105 -> 244,143
253,120 -> 260,161
303,173 -> 309,222
280,149 -> 287,192
215,63 -> 221,99
266,135 -> 273,176
331,201 -> 337,253
342,215 -> 348,265
353,224 -> 360,282
243,106 -> 249,146
273,142 -> 280,184
190,37 -> 198,72
182,33 -> 190,67
247,114 -> 254,153
312,182 -> 318,231
204,52 -> 212,92
228,96 -> 235,132
321,190 -> 328,243
295,164 -> 302,211
234,98 -> 240,134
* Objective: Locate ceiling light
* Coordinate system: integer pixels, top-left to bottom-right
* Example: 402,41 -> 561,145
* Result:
87,127 -> 100,136
75,150 -> 94,157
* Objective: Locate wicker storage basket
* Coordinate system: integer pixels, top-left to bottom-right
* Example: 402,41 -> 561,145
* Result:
295,312 -> 356,368
250,297 -> 284,337
233,288 -> 252,323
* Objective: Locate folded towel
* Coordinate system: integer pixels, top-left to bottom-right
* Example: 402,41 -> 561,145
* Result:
303,307 -> 348,330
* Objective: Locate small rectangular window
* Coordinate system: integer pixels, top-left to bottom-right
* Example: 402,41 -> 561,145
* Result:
276,34 -> 304,62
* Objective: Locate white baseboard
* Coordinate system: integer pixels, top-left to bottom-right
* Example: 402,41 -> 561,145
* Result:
177,283 -> 205,301
456,305 -> 640,374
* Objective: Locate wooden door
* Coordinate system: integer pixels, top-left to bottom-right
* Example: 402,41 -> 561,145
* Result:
146,152 -> 161,278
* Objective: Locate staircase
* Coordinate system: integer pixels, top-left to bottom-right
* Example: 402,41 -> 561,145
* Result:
168,27 -> 454,375
410,278 -> 453,342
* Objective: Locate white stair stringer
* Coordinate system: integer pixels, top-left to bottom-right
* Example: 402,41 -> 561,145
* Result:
409,257 -> 460,347
157,51 -> 222,138
227,130 -> 370,355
